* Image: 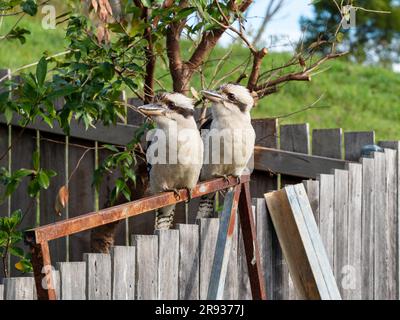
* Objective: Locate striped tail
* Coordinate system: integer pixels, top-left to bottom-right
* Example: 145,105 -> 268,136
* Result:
196,193 -> 215,219
155,204 -> 176,230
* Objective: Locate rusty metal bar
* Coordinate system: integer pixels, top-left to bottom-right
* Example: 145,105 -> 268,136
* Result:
25,175 -> 249,244
24,236 -> 57,300
207,184 -> 241,300
238,181 -> 267,300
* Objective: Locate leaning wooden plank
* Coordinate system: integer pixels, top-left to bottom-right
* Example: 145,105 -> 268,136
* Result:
132,235 -> 158,300
237,205 -> 255,300
265,187 -> 339,299
57,261 -> 86,300
379,141 -> 400,300
198,218 -> 219,300
333,169 -> 349,296
373,151 -> 388,300
360,157 -> 375,300
344,131 -> 375,161
207,187 -> 240,300
318,174 -> 335,268
177,224 -> 200,300
156,229 -> 179,300
254,146 -> 348,179
292,185 -> 341,299
312,128 -> 343,159
345,162 -> 362,300
4,277 -> 36,300
111,246 -> 136,300
84,253 -> 112,300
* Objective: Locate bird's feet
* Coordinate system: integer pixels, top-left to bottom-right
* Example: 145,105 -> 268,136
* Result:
216,174 -> 231,184
234,175 -> 242,185
163,187 -> 181,200
184,187 -> 193,203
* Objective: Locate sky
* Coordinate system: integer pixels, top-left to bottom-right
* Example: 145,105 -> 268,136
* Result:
220,0 -> 314,50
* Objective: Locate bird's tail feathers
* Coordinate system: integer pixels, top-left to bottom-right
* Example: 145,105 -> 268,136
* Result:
196,194 -> 215,219
155,204 -> 176,230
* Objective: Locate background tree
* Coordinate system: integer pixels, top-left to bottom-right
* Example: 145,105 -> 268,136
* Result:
300,0 -> 400,67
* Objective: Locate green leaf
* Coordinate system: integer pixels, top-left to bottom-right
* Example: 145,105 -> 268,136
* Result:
103,144 -> 119,152
36,57 -> 47,87
37,170 -> 50,189
22,0 -> 38,16
10,246 -> 24,258
13,169 -> 35,179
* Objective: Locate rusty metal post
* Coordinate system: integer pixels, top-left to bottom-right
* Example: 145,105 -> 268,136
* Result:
207,185 -> 241,300
25,232 -> 56,300
238,181 -> 267,300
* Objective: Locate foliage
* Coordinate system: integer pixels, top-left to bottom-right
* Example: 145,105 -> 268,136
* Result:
0,210 -> 33,277
300,0 -> 400,66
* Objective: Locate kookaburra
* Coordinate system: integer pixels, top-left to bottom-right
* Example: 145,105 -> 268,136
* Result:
197,84 -> 256,218
139,92 -> 204,230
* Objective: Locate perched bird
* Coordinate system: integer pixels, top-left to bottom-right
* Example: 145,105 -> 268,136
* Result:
139,92 -> 204,230
197,84 -> 256,218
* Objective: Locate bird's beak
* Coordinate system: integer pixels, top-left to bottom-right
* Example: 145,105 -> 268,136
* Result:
201,90 -> 224,103
137,103 -> 166,117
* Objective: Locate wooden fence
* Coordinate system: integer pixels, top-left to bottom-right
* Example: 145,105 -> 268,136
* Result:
1,68 -> 400,299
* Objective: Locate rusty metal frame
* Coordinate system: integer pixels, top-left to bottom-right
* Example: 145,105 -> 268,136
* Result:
24,174 -> 266,300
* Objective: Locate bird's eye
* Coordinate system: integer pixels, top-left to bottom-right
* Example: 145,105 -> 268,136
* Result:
227,93 -> 235,101
168,101 -> 176,109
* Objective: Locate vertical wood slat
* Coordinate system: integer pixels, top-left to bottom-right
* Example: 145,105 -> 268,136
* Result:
57,261 -> 86,300
333,169 -> 349,296
250,119 -> 278,299
318,174 -> 335,268
303,180 -> 320,223
382,148 -> 397,299
345,162 -> 362,300
253,198 -> 274,300
279,123 -> 310,300
4,277 -> 36,300
98,148 -> 126,246
10,128 -> 36,276
344,131 -> 375,161
177,224 -> 199,300
0,284 -> 3,300
0,125 -> 8,281
312,128 -> 343,159
379,141 -> 400,300
68,140 -> 95,261
40,132 -> 67,267
223,212 -> 239,300
84,253 -> 112,300
132,235 -> 158,300
237,205 -> 254,300
360,156 -> 375,300
111,246 -> 135,300
373,151 -> 387,299
199,218 -> 219,300
156,229 -> 179,300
